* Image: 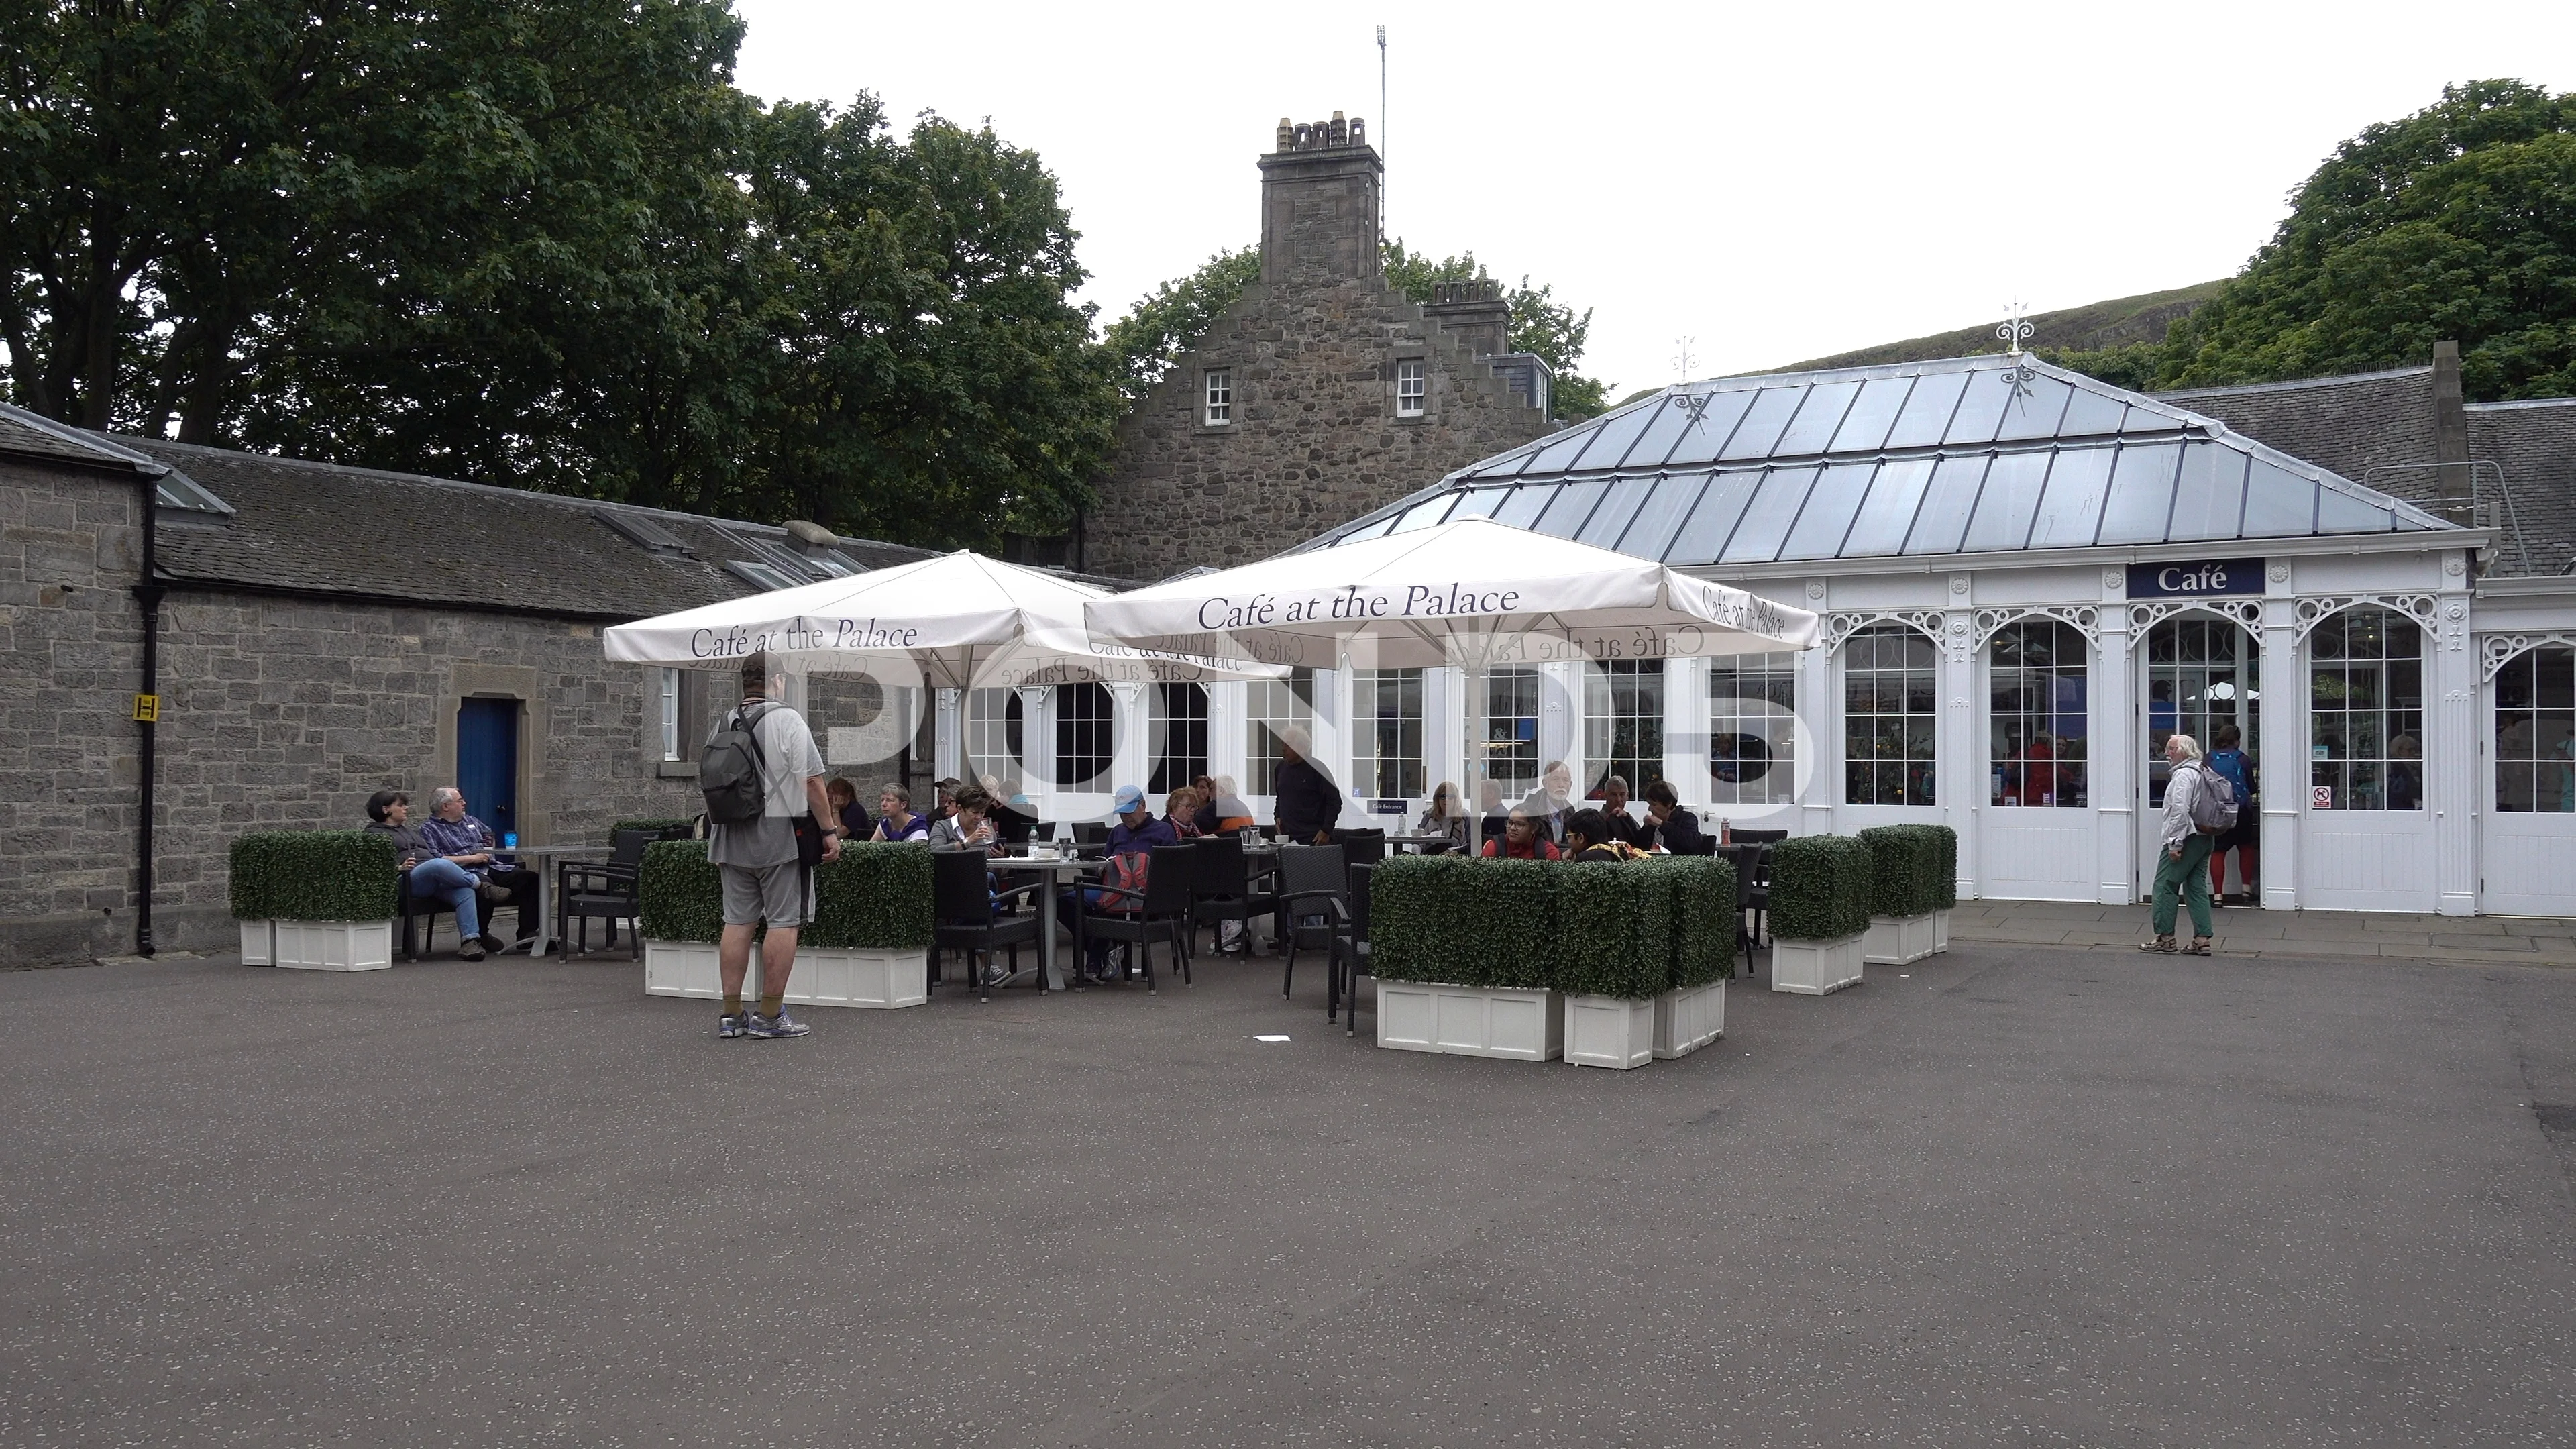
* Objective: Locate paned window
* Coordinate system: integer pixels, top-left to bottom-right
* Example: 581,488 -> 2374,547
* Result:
1710,652 -> 1798,805
1352,669 -> 1426,799
1055,682 -> 1114,790
1843,625 -> 1937,806
1480,667 -> 1540,795
2308,606 -> 2424,810
1203,368 -> 1232,426
1247,668 -> 1315,796
966,689 -> 1026,791
2496,644 -> 2575,814
1989,621 -> 2088,808
657,668 -> 682,761
1397,359 -> 1426,417
1150,682 -> 1209,794
1585,660 -> 1666,793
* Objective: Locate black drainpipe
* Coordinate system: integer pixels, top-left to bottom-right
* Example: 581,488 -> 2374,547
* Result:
133,471 -> 164,957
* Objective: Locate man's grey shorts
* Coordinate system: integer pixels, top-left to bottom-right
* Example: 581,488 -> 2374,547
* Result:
720,861 -> 812,929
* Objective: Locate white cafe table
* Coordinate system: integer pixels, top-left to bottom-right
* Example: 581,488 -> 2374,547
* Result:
477,843 -> 607,958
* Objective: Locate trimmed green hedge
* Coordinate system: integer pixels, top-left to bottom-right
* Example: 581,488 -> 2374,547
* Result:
1858,826 -> 1942,918
637,839 -> 934,949
1371,855 -> 1560,989
611,817 -> 700,839
1552,862 -> 1672,998
1646,854 -> 1738,990
229,830 -> 400,922
1928,826 -> 1958,910
1371,853 -> 1737,999
1768,835 -> 1874,941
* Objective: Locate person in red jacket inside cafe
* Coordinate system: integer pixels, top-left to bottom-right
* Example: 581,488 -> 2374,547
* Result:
1480,808 -> 1562,861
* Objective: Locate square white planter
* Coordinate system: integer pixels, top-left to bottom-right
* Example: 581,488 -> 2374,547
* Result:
238,920 -> 275,967
1933,908 -> 1951,954
1377,980 -> 1562,1061
1653,979 -> 1727,1059
1864,912 -> 1938,965
274,920 -> 394,972
1564,994 -> 1657,1070
644,940 -> 929,1010
1770,932 -> 1864,995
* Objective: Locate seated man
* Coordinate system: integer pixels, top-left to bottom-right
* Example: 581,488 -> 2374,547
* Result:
415,786 -> 542,952
366,788 -> 491,959
1640,780 -> 1711,855
1063,784 -> 1179,982
1595,775 -> 1653,849
1480,808 -> 1562,861
1562,808 -> 1645,863
870,783 -> 930,841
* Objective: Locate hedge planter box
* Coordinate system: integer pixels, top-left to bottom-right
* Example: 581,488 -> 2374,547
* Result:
1771,932 -> 1864,995
1564,994 -> 1657,1070
1933,908 -> 1951,955
1864,912 -> 1938,966
1377,980 -> 1562,1061
1653,979 -> 1727,1059
274,920 -> 394,972
643,941 -> 928,1010
239,920 -> 275,967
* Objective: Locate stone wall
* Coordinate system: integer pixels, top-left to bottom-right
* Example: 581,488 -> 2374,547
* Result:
1,459 -> 714,966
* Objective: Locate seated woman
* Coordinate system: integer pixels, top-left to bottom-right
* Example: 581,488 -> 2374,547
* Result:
826,777 -> 872,844
364,788 -> 488,960
1414,781 -> 1468,845
1208,775 -> 1257,834
1561,808 -> 1644,863
1191,775 -> 1222,835
1641,780 -> 1710,855
870,783 -> 931,842
1479,808 -> 1561,861
1165,786 -> 1203,838
928,785 -> 1000,851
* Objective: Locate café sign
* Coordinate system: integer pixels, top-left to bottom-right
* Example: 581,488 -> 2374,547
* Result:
2126,557 -> 2265,598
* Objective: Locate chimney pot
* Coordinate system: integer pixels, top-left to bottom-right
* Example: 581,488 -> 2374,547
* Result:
1275,117 -> 1293,152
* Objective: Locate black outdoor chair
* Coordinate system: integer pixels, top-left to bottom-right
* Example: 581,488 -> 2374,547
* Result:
1335,827 -> 1387,866
557,828 -> 651,959
1274,842 -> 1349,1003
1190,833 -> 1278,957
931,849 -> 1043,1002
1330,861 -> 1376,1034
1729,843 -> 1773,966
1733,828 -> 1790,844
1072,822 -> 1109,849
1077,843 -> 1198,991
398,873 -> 455,961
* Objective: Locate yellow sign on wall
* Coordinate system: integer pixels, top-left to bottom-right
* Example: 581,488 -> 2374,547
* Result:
131,693 -> 160,723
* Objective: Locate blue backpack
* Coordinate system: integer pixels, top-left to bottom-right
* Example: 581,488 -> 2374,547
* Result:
2207,748 -> 2254,810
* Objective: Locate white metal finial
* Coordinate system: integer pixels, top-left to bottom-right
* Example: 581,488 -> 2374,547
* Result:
1996,301 -> 2034,358
1671,335 -> 1697,379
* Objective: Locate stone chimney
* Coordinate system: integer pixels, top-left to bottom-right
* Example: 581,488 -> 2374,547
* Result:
1259,110 -> 1380,286
2432,339 -> 2475,525
1423,278 -> 1510,359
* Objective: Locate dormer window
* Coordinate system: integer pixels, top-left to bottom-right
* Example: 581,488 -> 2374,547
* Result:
1203,368 -> 1232,427
1397,359 -> 1426,417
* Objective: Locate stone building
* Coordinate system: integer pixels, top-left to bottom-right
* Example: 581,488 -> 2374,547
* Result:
1079,112 -> 1556,579
0,408 -> 952,966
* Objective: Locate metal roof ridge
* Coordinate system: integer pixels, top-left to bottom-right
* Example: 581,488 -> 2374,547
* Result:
2152,364 -> 2435,399
2464,395 -> 2576,412
1,405 -> 169,474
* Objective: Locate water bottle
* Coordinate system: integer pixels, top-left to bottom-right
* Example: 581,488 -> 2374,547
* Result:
1719,817 -> 1731,847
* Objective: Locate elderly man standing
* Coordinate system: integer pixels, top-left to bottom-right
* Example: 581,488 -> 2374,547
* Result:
415,786 -> 543,954
2143,733 -> 2218,956
709,651 -> 841,1040
1272,725 -> 1346,845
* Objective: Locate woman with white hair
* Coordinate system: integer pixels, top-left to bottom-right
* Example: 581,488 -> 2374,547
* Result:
2143,733 -> 2218,955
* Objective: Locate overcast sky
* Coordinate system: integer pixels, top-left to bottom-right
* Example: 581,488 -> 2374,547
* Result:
735,1 -> 2576,398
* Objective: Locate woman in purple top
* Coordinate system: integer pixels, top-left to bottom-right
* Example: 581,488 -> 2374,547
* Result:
869,783 -> 930,842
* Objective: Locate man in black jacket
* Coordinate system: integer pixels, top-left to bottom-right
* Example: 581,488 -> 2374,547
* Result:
1271,725 -> 1346,844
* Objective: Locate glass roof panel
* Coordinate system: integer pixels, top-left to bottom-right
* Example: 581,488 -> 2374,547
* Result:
1962,449 -> 2051,551
2118,404 -> 2191,435
1902,455 -> 1992,554
1532,478 -> 1613,539
1575,475 -> 1657,549
1780,461 -> 1879,559
1993,372 -> 2078,442
1635,389 -> 1754,470
1772,380 -> 1863,455
2317,486 -> 2396,534
1942,367 -> 2021,446
1722,467 -> 1819,563
1334,516 -> 1395,544
2239,460 -> 2319,536
2092,445 -> 2182,546
2057,384 -> 2129,437
1884,370 -> 1970,447
1522,425 -> 1598,476
1664,470 -> 1766,564
1615,472 -> 1709,558
1491,482 -> 1559,529
1840,457 -> 1935,555
1388,494 -> 1461,535
1460,445 -> 1538,480
1446,487 -> 1510,522
1565,400 -> 1661,472
1713,384 -> 1811,461
1827,376 -> 1917,454
2164,447 -> 2247,541
2029,446 -> 2118,549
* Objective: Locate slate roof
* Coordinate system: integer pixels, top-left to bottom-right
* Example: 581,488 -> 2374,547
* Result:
1305,355 -> 2458,566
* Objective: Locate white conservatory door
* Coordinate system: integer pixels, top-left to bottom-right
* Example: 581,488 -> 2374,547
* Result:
2482,643 -> 2576,916
2137,615 -> 2261,898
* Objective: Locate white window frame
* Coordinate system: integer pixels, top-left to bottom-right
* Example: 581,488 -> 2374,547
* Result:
1709,652 -> 1798,806
657,668 -> 683,761
1203,368 -> 1232,427
1352,669 -> 1426,800
1396,358 -> 1426,417
1247,668 -> 1315,796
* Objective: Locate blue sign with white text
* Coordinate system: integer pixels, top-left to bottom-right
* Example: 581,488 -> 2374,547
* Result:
2127,558 -> 2265,598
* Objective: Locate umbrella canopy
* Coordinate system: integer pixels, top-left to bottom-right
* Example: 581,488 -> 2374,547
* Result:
1082,517 -> 1821,669
602,550 -> 1275,688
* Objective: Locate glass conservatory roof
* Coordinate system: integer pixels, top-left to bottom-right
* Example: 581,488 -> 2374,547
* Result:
1306,354 -> 2458,564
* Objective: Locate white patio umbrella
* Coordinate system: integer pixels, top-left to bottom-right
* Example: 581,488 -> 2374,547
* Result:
1081,517 -> 1822,845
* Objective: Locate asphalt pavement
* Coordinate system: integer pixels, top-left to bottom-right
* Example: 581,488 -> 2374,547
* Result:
3,938 -> 2571,1446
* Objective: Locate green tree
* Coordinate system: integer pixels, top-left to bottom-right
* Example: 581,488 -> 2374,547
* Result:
1101,246 -> 1259,405
2156,79 -> 2576,399
1383,241 -> 1611,418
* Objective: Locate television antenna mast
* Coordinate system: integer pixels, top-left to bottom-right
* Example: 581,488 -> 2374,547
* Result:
1377,25 -> 1388,235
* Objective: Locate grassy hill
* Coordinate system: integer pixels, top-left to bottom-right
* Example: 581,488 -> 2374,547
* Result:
1780,280 -> 2225,372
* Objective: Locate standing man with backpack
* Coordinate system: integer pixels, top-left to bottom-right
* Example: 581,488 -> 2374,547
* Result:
2204,723 -> 2258,906
702,651 -> 840,1040
2143,733 -> 2230,956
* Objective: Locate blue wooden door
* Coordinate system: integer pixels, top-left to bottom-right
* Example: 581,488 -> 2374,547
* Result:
456,697 -> 520,841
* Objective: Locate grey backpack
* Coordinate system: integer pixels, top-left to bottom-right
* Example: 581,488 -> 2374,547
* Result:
2187,761 -> 2239,835
698,703 -> 775,825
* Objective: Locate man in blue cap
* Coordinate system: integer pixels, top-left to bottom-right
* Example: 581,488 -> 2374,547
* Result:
1064,784 -> 1179,982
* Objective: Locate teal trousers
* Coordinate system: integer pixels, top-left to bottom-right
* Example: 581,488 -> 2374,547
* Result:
2151,833 -> 2215,940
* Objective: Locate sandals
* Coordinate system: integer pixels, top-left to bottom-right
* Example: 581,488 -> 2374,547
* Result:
2184,938 -> 2214,956
2139,935 -> 2176,953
